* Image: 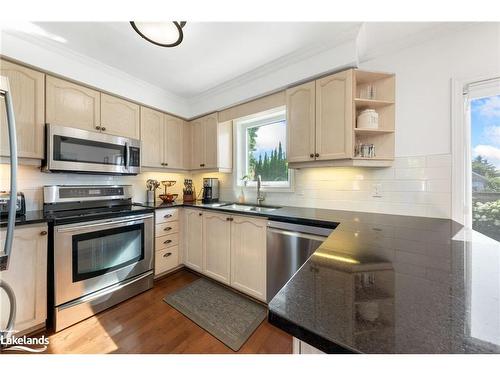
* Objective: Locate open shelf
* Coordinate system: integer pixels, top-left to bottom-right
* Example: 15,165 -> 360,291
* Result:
354,128 -> 395,135
354,98 -> 395,109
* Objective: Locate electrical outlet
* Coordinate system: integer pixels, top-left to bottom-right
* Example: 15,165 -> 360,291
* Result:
372,183 -> 383,198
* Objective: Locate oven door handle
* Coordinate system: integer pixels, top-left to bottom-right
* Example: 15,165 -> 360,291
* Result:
56,214 -> 153,233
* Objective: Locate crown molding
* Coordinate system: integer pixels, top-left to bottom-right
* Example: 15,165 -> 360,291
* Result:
1,30 -> 191,117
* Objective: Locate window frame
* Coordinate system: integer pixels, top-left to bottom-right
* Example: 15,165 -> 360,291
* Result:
233,106 -> 294,192
452,75 -> 500,226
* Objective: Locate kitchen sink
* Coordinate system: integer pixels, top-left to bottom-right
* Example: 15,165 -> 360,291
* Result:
221,203 -> 281,213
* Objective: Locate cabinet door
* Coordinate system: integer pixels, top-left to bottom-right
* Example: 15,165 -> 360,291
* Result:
190,118 -> 204,169
202,212 -> 231,284
183,209 -> 204,272
182,120 -> 192,170
140,106 -> 164,168
164,114 -> 183,169
286,81 -> 316,163
315,70 -> 353,160
0,60 -> 45,159
203,113 -> 218,169
100,93 -> 140,139
46,75 -> 100,131
230,215 -> 267,301
0,224 -> 48,334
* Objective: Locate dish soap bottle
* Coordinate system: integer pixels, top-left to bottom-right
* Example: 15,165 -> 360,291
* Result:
238,175 -> 249,203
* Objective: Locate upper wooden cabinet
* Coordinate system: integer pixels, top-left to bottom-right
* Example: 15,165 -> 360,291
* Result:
189,113 -> 232,171
100,93 -> 140,139
0,60 -> 45,159
286,81 -> 316,163
315,69 -> 353,161
287,69 -> 394,168
140,106 -> 164,168
164,114 -> 184,169
182,120 -> 192,170
46,75 -> 100,131
140,106 -> 189,170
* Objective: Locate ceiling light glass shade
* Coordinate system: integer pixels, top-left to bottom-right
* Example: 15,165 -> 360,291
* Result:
130,22 -> 186,47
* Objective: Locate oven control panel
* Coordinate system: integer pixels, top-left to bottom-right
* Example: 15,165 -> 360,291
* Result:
44,185 -> 133,203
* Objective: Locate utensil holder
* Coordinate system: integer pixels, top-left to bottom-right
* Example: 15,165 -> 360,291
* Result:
146,190 -> 155,203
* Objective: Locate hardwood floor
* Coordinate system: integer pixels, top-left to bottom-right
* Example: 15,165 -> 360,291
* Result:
38,269 -> 292,354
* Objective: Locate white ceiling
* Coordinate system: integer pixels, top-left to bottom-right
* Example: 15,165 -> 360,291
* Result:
27,22 -> 361,98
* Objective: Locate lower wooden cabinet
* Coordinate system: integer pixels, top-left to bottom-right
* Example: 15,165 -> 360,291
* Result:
153,208 -> 180,278
0,223 -> 48,334
230,215 -> 267,301
182,208 -> 267,302
183,208 -> 204,272
202,211 -> 231,285
293,338 -> 325,354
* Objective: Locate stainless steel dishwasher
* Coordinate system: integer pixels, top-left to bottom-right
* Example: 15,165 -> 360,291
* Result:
266,220 -> 334,302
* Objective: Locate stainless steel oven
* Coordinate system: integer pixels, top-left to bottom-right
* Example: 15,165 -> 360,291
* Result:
45,185 -> 154,331
43,124 -> 141,175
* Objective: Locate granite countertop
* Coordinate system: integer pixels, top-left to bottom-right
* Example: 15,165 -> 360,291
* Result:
267,213 -> 500,354
0,210 -> 47,228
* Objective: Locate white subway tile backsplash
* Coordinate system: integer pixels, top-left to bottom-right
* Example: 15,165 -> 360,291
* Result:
2,154 -> 453,220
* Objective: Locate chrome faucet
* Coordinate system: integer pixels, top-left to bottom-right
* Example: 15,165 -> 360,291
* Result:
257,175 -> 265,206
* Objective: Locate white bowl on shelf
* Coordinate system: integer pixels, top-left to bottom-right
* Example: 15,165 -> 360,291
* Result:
357,109 -> 379,129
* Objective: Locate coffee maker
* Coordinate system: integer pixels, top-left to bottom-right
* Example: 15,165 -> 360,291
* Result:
202,178 -> 219,203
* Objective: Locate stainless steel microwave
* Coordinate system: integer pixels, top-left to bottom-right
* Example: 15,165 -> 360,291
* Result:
43,124 -> 141,175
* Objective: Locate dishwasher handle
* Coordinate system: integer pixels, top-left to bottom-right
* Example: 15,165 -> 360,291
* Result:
267,220 -> 333,237
267,227 -> 328,243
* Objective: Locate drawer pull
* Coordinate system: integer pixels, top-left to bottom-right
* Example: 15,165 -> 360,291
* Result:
163,239 -> 173,244
163,252 -> 172,258
164,227 -> 172,231
164,214 -> 173,218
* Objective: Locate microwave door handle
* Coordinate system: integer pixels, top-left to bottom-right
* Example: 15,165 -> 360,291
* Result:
125,142 -> 130,170
0,77 -> 18,272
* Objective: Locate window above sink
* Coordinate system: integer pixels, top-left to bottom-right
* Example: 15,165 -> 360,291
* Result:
234,106 -> 294,192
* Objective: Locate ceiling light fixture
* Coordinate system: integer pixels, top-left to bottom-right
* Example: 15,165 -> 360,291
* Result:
130,22 -> 186,47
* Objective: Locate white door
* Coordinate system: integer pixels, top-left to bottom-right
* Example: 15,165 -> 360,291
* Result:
230,215 -> 267,301
0,224 -> 48,334
202,211 -> 231,284
183,209 -> 204,272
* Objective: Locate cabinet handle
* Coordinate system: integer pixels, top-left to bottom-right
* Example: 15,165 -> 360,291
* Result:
198,212 -> 203,216
163,226 -> 172,231
200,163 -> 205,167
309,153 -> 314,158
315,153 -> 319,157
164,162 -> 168,166
227,217 -> 233,222
163,239 -> 172,244
40,230 -> 48,236
164,214 -> 173,218
95,126 -> 101,130
163,252 -> 172,258
101,126 -> 106,131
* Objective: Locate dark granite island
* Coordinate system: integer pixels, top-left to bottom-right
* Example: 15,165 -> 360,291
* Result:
268,211 -> 500,354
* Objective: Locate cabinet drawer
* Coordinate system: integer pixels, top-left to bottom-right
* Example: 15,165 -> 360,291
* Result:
155,233 -> 179,250
155,246 -> 179,275
155,221 -> 179,236
155,209 -> 179,224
